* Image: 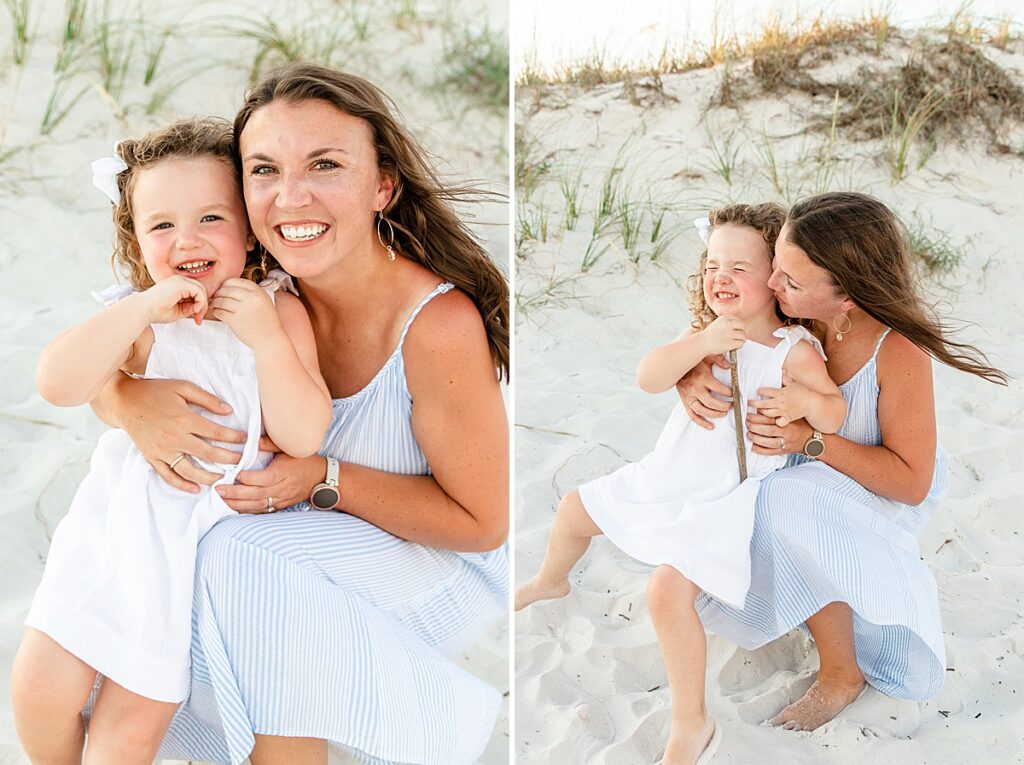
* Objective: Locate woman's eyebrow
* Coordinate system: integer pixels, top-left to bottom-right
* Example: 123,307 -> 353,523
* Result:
242,148 -> 352,162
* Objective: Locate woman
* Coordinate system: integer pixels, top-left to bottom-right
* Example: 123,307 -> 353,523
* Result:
91,64 -> 509,765
673,192 -> 1005,733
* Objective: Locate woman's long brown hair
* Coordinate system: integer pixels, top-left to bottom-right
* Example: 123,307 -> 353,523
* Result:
234,63 -> 509,380
787,191 -> 1007,384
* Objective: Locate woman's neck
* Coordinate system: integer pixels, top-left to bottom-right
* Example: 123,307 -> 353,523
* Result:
816,306 -> 885,354
294,240 -> 393,320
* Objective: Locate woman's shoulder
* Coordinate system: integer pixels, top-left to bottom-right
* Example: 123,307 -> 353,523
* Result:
876,328 -> 931,380
404,285 -> 487,353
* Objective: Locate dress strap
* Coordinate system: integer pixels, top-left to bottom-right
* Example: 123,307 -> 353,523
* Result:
871,327 -> 892,360
397,282 -> 454,348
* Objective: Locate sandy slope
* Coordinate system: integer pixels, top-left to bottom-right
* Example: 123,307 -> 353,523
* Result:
515,37 -> 1024,765
0,0 -> 509,762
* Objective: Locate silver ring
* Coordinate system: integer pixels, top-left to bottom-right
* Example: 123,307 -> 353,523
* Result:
777,437 -> 786,450
266,496 -> 276,513
168,453 -> 187,470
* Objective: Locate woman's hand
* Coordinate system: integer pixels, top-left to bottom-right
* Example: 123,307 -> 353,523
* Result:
675,355 -> 733,429
746,411 -> 812,455
216,451 -> 325,513
105,375 -> 249,492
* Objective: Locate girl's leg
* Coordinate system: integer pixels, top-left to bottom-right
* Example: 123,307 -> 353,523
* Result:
250,735 -> 327,765
770,601 -> 866,730
646,566 -> 716,765
515,489 -> 603,610
84,678 -> 179,765
10,628 -> 96,765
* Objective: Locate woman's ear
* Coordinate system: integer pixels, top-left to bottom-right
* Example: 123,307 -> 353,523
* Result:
839,295 -> 856,313
376,167 -> 397,213
247,230 -> 257,251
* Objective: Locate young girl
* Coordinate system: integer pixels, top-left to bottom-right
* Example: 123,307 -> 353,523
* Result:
11,118 -> 331,763
515,203 -> 847,765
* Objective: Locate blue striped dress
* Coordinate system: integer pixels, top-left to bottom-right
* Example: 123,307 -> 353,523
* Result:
151,282 -> 508,765
696,328 -> 949,700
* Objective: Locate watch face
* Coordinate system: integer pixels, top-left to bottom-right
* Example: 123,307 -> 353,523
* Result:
806,439 -> 825,458
311,485 -> 339,510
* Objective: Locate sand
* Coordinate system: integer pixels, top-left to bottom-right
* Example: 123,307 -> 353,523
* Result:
514,33 -> 1024,765
0,0 -> 509,762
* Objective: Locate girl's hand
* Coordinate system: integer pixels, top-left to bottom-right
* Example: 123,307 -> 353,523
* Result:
700,315 -> 746,355
676,355 -> 733,429
112,376 -> 248,492
209,278 -> 283,349
746,412 -> 812,455
142,275 -> 208,325
216,451 -> 326,514
750,370 -> 809,427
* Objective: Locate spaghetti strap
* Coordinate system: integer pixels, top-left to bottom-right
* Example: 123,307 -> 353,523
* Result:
397,282 -> 454,347
871,327 -> 892,360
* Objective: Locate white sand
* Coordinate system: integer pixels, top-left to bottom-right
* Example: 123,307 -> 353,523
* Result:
514,36 -> 1024,764
0,0 -> 509,762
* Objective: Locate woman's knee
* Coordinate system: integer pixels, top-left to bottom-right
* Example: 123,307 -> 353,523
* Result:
646,565 -> 699,615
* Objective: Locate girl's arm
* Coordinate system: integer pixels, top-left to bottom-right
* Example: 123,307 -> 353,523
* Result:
637,316 -> 745,394
217,289 -> 508,552
210,280 -> 330,458
37,276 -> 208,407
748,333 -> 937,505
751,340 -> 847,433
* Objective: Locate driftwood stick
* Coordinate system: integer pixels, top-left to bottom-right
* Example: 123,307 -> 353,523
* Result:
729,350 -> 747,482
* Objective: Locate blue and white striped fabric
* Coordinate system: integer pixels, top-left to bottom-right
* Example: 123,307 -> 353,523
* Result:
154,282 -> 508,765
696,328 -> 949,700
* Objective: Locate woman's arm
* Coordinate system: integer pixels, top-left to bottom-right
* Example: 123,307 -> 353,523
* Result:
219,289 -> 509,551
637,316 -> 744,394
747,333 -> 937,505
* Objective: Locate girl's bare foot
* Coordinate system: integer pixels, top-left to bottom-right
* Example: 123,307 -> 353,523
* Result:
662,717 -> 718,765
770,672 -> 866,731
514,577 -> 570,611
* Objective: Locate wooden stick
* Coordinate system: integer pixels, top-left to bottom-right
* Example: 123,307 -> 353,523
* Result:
729,350 -> 747,482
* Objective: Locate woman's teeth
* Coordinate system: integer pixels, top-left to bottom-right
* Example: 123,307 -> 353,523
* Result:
280,224 -> 328,242
177,260 -> 212,273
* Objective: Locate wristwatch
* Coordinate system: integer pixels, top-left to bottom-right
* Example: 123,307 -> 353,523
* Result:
803,430 -> 825,459
310,457 -> 341,510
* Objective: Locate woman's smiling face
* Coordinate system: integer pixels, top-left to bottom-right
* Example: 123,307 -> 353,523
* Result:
768,223 -> 851,321
239,98 -> 395,279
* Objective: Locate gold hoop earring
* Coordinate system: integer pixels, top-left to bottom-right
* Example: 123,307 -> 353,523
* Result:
376,210 -> 396,262
259,249 -> 268,275
833,312 -> 852,341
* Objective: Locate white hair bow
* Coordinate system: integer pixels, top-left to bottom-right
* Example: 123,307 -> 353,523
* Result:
693,216 -> 712,246
91,149 -> 128,204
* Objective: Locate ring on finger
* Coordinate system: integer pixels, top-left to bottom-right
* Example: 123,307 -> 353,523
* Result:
168,453 -> 187,470
777,437 -> 786,450
266,496 -> 277,513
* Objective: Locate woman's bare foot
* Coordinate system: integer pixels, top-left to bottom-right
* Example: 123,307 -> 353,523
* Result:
514,577 -> 570,611
770,672 -> 866,731
662,717 -> 717,765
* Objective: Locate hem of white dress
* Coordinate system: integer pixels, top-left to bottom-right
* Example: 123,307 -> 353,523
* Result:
26,590 -> 188,703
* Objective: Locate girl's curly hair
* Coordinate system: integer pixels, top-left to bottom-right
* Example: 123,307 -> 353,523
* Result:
685,202 -> 787,330
108,117 -> 275,290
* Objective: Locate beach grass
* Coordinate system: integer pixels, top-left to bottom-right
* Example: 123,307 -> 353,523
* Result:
437,21 -> 508,112
3,0 -> 30,65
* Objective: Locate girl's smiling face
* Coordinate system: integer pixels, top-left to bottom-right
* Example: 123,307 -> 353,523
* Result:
238,98 -> 395,280
132,156 -> 253,296
703,223 -> 776,320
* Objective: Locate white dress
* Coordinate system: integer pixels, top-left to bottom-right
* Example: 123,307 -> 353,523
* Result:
579,326 -> 825,608
26,275 -> 289,702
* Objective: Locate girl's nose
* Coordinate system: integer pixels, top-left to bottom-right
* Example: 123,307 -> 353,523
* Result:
176,228 -> 201,250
